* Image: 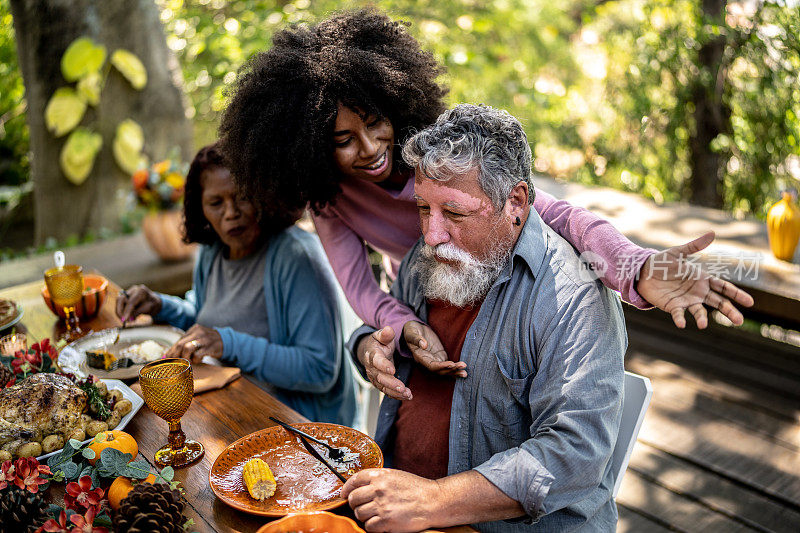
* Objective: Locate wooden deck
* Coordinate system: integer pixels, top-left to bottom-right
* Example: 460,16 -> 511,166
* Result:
616,307 -> 800,532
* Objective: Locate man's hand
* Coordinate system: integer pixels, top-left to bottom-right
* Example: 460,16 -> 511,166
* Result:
357,327 -> 412,401
403,321 -> 467,378
116,284 -> 162,323
342,468 -> 438,532
637,231 -> 755,329
164,324 -> 224,363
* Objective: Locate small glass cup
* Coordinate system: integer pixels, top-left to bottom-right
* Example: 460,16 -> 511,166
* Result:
44,264 -> 84,341
139,358 -> 204,468
0,332 -> 27,356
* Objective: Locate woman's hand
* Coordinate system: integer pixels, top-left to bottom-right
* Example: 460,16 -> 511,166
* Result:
164,324 -> 224,363
116,285 -> 162,323
403,321 -> 467,378
636,231 -> 754,329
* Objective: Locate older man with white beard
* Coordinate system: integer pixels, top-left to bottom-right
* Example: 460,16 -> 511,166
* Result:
341,104 -> 626,532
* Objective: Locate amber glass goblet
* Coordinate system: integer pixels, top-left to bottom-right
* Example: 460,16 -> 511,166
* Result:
44,264 -> 83,341
139,358 -> 205,468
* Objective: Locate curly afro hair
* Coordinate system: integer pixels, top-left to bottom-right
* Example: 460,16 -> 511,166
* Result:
183,143 -> 298,246
218,8 -> 448,212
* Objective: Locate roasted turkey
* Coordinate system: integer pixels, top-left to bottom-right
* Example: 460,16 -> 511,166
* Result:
0,373 -> 86,451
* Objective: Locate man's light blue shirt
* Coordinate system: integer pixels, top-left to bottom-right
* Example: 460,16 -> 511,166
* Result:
349,211 -> 626,531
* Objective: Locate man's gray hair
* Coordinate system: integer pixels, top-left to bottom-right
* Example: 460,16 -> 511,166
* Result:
402,104 -> 534,210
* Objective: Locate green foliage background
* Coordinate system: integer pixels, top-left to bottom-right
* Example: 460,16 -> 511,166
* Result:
2,0 -> 800,218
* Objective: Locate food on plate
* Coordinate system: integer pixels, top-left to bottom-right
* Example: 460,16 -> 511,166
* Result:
86,430 -> 138,465
243,458 -> 277,501
119,340 -> 165,364
0,298 -> 17,329
42,433 -> 65,453
0,372 -> 129,459
86,349 -> 117,370
0,374 -> 86,448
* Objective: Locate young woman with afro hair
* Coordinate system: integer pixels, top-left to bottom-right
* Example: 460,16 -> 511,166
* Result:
219,9 -> 753,400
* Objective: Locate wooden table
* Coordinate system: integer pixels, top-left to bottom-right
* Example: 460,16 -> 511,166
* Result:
1,276 -> 475,533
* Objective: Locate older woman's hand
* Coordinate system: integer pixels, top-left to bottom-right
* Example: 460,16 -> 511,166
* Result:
116,285 -> 162,323
165,324 -> 224,363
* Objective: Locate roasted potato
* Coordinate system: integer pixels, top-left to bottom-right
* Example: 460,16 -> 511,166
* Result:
106,411 -> 122,430
85,420 -> 108,438
95,380 -> 108,398
81,414 -> 93,428
0,450 -> 11,462
17,442 -> 42,458
108,389 -> 124,403
42,434 -> 65,454
68,428 -> 86,442
114,399 -> 133,417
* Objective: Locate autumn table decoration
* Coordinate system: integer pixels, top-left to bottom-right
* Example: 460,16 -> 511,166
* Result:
0,457 -> 52,532
131,157 -> 195,262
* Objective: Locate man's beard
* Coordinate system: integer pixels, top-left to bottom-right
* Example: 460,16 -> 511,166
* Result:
412,240 -> 512,308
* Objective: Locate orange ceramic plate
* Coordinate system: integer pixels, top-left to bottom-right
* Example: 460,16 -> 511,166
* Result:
256,511 -> 365,533
210,423 -> 383,517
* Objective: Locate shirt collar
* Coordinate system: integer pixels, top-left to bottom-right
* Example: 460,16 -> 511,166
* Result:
496,208 -> 548,284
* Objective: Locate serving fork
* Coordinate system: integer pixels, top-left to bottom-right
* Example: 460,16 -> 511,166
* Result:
269,416 -> 351,462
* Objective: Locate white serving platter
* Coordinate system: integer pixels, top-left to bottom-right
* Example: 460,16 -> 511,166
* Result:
36,378 -> 144,461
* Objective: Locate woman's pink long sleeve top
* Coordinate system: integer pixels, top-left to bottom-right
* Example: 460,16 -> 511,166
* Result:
312,175 -> 655,348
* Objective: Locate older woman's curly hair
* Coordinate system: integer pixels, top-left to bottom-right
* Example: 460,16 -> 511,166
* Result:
183,143 -> 297,245
218,9 -> 448,212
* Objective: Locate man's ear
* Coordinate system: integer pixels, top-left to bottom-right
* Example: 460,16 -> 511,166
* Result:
505,181 -> 529,219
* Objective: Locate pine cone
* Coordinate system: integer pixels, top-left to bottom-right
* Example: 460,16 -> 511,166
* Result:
114,482 -> 186,533
0,365 -> 13,388
0,487 -> 50,533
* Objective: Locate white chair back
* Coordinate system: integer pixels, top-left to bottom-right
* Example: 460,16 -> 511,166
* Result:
612,371 -> 653,497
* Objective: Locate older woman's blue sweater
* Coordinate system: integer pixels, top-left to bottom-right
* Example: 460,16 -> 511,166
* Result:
154,226 -> 357,426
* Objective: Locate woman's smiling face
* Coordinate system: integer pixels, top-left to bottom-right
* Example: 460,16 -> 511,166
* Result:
332,103 -> 395,183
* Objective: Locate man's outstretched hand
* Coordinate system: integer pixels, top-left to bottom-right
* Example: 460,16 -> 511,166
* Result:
357,327 -> 412,401
637,231 -> 755,329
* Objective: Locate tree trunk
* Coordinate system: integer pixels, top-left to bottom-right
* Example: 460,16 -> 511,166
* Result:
9,0 -> 192,245
689,0 -> 729,208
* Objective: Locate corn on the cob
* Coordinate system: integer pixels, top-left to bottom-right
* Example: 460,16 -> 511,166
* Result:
242,458 -> 277,501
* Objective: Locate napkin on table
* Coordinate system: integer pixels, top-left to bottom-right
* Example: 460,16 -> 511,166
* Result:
131,363 -> 241,395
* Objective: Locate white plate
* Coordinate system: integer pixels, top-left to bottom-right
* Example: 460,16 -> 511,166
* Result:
37,379 -> 144,461
0,302 -> 24,333
58,325 -> 184,379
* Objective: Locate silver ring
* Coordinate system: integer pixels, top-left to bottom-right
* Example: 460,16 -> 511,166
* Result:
188,340 -> 199,349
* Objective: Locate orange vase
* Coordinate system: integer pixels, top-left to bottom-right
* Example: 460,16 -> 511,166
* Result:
141,210 -> 196,262
766,191 -> 800,262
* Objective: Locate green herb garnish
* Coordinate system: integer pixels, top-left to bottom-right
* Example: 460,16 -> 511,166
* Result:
77,378 -> 111,420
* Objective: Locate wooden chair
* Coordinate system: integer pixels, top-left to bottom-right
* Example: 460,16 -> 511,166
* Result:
612,371 -> 654,497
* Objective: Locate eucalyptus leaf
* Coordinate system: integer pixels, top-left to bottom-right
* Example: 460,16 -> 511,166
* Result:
110,49 -> 147,89
61,37 -> 106,82
44,87 -> 86,137
119,460 -> 152,480
82,447 -> 96,460
67,438 -> 82,449
97,448 -> 134,478
62,461 -> 80,480
47,503 -> 63,520
79,464 -> 94,479
60,128 -> 102,185
159,466 -> 175,482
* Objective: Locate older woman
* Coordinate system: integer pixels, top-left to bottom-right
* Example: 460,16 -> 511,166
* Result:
116,144 -> 356,426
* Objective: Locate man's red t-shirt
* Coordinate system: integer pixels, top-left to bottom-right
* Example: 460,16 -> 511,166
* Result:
392,299 -> 481,479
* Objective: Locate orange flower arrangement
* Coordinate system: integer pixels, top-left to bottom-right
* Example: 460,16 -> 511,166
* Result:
131,158 -> 187,211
